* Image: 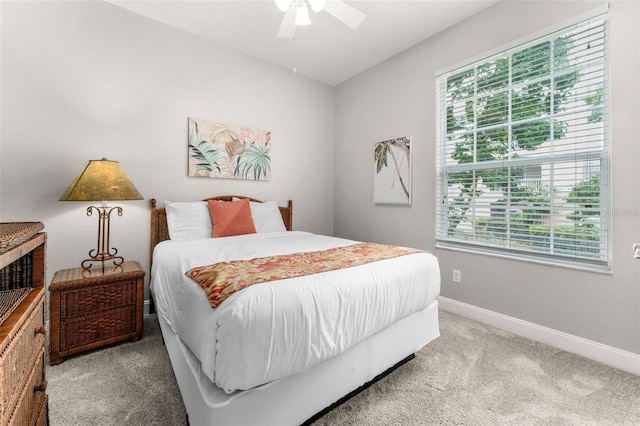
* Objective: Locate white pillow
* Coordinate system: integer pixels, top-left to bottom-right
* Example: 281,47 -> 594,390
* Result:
165,201 -> 212,240
249,201 -> 287,233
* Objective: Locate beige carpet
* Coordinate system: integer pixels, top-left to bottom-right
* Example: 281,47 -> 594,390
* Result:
48,310 -> 640,425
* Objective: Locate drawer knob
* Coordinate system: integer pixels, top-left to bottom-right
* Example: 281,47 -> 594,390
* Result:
34,380 -> 47,393
34,325 -> 46,336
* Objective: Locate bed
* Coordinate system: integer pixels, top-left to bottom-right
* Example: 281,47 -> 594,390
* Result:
149,196 -> 441,425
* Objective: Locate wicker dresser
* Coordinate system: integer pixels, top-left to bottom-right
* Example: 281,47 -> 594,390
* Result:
0,225 -> 48,426
49,261 -> 144,365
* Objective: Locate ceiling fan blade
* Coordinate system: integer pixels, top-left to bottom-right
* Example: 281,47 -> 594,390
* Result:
278,7 -> 297,38
323,0 -> 365,29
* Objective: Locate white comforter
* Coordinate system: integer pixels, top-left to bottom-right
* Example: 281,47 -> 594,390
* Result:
151,231 -> 440,393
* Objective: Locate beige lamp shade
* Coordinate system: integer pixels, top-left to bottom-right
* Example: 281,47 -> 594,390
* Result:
60,158 -> 143,201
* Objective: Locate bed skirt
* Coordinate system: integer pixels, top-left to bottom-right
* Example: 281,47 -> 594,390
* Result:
157,299 -> 440,426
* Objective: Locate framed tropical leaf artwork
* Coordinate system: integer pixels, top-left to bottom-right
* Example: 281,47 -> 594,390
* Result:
374,136 -> 411,205
188,117 -> 271,181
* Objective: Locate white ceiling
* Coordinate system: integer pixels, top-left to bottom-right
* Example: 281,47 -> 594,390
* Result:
108,0 -> 499,86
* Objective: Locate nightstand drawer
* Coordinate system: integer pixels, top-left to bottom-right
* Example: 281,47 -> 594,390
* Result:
60,279 -> 137,318
60,306 -> 137,351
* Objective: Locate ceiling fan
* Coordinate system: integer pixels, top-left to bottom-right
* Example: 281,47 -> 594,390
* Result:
275,0 -> 366,38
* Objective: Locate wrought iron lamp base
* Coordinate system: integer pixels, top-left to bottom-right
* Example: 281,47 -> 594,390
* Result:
81,205 -> 125,273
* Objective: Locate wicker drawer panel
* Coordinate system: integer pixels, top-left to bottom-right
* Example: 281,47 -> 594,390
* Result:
7,349 -> 45,426
0,300 -> 44,423
60,306 -> 137,351
30,393 -> 47,426
61,279 -> 137,318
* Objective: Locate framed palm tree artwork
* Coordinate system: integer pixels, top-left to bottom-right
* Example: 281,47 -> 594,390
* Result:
188,117 -> 271,181
374,136 -> 411,205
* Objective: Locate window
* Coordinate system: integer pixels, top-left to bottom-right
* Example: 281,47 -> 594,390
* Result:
435,11 -> 609,271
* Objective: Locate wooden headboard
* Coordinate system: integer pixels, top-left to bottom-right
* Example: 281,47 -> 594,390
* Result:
149,196 -> 293,268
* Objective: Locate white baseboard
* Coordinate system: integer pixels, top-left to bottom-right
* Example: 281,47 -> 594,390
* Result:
438,296 -> 640,376
144,299 -> 151,315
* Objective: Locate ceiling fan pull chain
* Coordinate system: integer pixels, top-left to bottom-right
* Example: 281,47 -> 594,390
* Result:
293,37 -> 297,74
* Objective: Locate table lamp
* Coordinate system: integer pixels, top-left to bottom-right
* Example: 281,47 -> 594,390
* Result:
60,158 -> 143,272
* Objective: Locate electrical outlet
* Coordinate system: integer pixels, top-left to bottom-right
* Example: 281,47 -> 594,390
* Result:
452,269 -> 462,283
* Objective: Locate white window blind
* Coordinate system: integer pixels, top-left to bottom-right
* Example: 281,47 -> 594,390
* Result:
435,12 -> 610,270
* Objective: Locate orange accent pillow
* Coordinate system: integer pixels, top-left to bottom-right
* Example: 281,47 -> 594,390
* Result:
207,198 -> 257,238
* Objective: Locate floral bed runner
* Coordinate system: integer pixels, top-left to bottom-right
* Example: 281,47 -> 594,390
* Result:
185,242 -> 423,309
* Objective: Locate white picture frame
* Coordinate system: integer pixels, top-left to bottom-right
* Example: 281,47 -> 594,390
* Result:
373,136 -> 412,205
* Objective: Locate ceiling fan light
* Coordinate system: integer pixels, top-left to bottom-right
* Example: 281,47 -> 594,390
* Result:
307,0 -> 326,12
275,0 -> 293,12
295,3 -> 311,26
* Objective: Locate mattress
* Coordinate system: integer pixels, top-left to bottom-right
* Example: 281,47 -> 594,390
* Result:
151,231 -> 441,394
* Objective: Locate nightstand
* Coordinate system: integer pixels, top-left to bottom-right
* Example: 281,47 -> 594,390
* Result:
49,261 -> 145,365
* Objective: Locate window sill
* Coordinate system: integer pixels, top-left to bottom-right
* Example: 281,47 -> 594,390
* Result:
435,241 -> 612,275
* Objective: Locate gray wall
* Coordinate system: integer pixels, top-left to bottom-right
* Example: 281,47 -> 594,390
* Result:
0,1 -> 335,296
334,0 -> 640,354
